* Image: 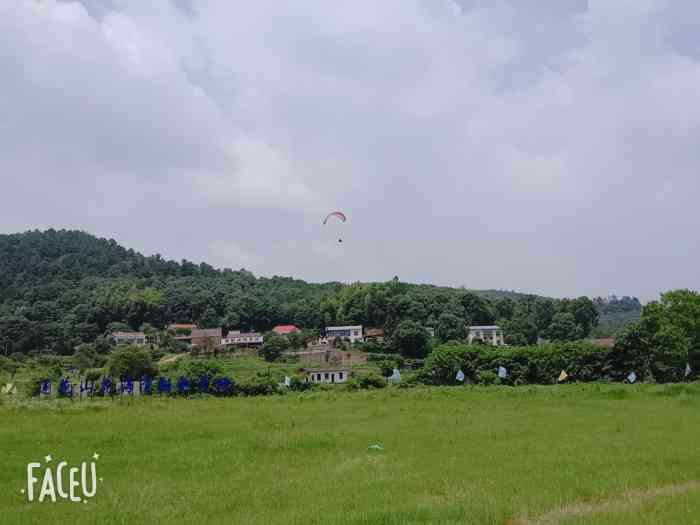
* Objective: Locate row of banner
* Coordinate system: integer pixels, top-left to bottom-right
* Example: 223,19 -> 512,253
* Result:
22,374 -> 294,398
454,363 -> 693,384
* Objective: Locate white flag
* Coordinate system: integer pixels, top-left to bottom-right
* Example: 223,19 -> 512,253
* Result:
284,376 -> 291,387
389,368 -> 401,384
627,371 -> 637,384
685,363 -> 692,377
498,366 -> 507,379
456,370 -> 465,382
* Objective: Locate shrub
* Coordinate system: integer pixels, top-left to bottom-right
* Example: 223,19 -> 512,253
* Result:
475,370 -> 500,386
358,372 -> 387,389
421,341 -> 621,386
107,345 -> 156,380
236,375 -> 280,396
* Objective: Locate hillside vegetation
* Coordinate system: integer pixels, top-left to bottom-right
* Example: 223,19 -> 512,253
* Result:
0,230 -> 638,356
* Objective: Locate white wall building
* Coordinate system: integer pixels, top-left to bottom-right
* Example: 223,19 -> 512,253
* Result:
111,332 -> 147,346
221,331 -> 264,346
468,325 -> 505,346
306,369 -> 349,384
324,325 -> 363,343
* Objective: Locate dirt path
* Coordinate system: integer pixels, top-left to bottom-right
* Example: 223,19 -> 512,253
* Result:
510,481 -> 700,525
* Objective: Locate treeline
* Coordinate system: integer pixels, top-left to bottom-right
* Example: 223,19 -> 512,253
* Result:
419,290 -> 700,385
0,230 -> 637,356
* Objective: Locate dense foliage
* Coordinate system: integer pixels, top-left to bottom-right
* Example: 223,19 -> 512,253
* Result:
0,230 -> 634,357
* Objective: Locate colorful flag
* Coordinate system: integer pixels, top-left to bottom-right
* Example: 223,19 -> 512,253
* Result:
389,368 -> 401,384
456,370 -> 465,382
497,366 -> 507,379
1,383 -> 17,395
558,370 -> 568,382
627,371 -> 637,384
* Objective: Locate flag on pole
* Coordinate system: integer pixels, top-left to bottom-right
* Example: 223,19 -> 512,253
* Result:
497,366 -> 507,379
558,370 -> 568,382
685,363 -> 692,378
627,371 -> 637,384
1,382 -> 17,395
389,368 -> 401,384
456,370 -> 465,382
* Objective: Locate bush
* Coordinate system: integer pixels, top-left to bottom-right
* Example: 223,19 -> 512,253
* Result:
358,372 -> 387,389
236,375 -> 280,396
107,345 -> 156,380
475,370 -> 500,386
421,341 -> 620,386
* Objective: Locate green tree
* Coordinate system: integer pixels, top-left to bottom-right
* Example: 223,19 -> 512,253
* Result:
391,320 -> 429,358
542,313 -> 582,342
260,335 -> 289,362
436,313 -> 467,343
107,345 -> 156,379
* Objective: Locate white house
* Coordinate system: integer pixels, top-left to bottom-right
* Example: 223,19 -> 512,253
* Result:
221,330 -> 263,347
324,325 -> 363,343
306,368 -> 350,384
111,332 -> 147,346
468,325 -> 505,346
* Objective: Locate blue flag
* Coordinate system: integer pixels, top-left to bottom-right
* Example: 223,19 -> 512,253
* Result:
40,379 -> 52,395
58,378 -> 72,397
176,376 -> 190,395
498,366 -> 507,379
197,375 -> 210,394
214,377 -> 232,395
141,376 -> 153,395
456,370 -> 465,382
157,377 -> 172,395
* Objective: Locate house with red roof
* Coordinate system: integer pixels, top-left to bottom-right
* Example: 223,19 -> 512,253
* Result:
272,324 -> 300,335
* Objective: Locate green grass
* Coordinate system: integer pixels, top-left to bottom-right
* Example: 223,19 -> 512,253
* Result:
2,384 -> 700,524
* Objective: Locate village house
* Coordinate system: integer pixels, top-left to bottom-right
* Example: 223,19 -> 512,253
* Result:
305,368 -> 350,384
221,330 -> 264,347
364,327 -> 385,343
272,324 -> 300,336
168,323 -> 197,345
295,347 -> 368,367
468,325 -> 505,346
324,325 -> 363,343
110,332 -> 147,346
190,328 -> 223,348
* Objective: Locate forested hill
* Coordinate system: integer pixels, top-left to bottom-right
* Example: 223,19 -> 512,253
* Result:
0,230 -> 639,355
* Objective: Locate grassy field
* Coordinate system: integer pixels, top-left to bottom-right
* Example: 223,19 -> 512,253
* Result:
2,384 -> 700,524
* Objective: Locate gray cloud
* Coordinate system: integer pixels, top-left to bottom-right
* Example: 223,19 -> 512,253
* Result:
2,0 -> 700,300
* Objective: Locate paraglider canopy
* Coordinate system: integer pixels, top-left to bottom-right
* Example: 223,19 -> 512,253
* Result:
323,211 -> 347,225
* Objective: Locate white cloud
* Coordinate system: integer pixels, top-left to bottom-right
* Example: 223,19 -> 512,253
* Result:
2,0 -> 700,299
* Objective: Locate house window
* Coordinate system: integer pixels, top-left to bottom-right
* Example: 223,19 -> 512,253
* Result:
324,373 -> 329,380
339,372 -> 344,380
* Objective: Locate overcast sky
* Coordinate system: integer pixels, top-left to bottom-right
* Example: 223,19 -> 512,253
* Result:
2,1 -> 700,300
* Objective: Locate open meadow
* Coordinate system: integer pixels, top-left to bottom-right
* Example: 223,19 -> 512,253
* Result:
2,383 -> 700,525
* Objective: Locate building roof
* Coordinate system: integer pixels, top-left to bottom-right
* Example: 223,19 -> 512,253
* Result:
305,368 -> 350,373
191,328 -> 222,338
169,323 -> 197,330
326,325 -> 363,330
469,325 -> 501,331
225,331 -> 262,338
591,337 -> 616,349
365,328 -> 385,337
111,332 -> 146,337
272,324 -> 300,334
